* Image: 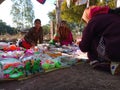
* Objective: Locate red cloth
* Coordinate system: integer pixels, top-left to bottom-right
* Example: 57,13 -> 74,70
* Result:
21,39 -> 32,49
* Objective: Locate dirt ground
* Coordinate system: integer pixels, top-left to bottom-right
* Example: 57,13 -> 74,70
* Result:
0,62 -> 120,90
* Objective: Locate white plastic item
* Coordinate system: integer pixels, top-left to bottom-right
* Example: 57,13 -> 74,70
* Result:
110,62 -> 120,75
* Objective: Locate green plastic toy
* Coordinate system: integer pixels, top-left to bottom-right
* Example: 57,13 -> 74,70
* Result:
9,68 -> 24,79
25,61 -> 32,76
49,63 -> 55,69
3,67 -> 13,74
32,60 -> 41,73
55,61 -> 61,68
49,39 -> 55,45
42,63 -> 50,70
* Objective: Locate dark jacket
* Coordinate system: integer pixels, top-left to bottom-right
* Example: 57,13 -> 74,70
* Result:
79,14 -> 120,61
24,27 -> 43,46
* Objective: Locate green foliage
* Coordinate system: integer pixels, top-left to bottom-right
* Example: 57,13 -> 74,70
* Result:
42,24 -> 50,35
97,0 -> 116,8
60,0 -> 116,24
47,0 -> 116,33
0,20 -> 17,35
48,10 -> 56,22
61,1 -> 86,24
106,0 -> 116,8
11,0 -> 35,28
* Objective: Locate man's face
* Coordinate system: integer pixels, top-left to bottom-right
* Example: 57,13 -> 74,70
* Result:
35,21 -> 41,28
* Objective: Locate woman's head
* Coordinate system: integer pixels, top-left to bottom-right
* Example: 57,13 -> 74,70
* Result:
60,20 -> 67,27
34,19 -> 41,29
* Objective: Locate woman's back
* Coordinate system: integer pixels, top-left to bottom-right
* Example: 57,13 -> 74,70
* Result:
89,14 -> 120,61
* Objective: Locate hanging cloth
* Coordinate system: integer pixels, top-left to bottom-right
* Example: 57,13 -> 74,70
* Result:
66,0 -> 71,8
75,0 -> 88,6
37,0 -> 46,4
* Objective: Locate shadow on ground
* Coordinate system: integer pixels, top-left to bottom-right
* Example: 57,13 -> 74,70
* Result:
0,63 -> 120,90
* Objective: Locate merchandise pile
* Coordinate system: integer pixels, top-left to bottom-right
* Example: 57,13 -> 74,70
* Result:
0,42 -> 87,81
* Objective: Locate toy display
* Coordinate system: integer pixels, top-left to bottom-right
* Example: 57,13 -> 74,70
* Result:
0,43 -> 87,81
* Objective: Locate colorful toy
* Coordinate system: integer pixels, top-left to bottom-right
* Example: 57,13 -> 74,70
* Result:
32,59 -> 42,73
3,67 -> 14,74
49,63 -> 55,69
53,33 -> 59,42
10,71 -> 23,79
55,61 -> 61,68
0,58 -> 22,70
42,63 -> 50,70
34,46 -> 39,52
3,66 -> 24,79
24,61 -> 32,76
9,45 -> 17,51
49,39 -> 55,45
24,59 -> 42,76
3,44 -> 20,51
9,68 -> 24,79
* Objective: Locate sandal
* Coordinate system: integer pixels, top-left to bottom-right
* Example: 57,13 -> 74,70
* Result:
89,60 -> 99,68
90,60 -> 110,72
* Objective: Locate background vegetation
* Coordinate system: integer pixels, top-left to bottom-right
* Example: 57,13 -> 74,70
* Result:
0,0 -> 117,41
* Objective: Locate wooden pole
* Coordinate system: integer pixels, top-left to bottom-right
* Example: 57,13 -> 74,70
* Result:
55,0 -> 62,33
50,21 -> 54,40
56,0 -> 61,24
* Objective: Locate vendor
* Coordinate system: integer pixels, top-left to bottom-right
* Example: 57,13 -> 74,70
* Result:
19,19 -> 44,49
51,20 -> 74,46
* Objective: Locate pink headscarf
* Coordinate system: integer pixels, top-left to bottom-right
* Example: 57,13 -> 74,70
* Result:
82,5 -> 110,23
89,6 -> 110,18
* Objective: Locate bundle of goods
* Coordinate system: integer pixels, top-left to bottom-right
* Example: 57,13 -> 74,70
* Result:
0,58 -> 24,80
0,51 -> 24,59
0,42 -> 9,50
